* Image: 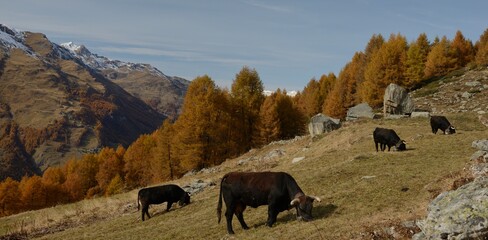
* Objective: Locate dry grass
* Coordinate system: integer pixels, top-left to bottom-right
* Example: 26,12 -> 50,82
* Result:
1,113 -> 486,240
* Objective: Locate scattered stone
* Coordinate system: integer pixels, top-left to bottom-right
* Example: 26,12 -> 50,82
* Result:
182,179 -> 215,196
411,112 -> 430,118
346,103 -> 375,121
361,176 -> 376,180
472,139 -> 488,151
291,157 -> 305,164
308,113 -> 341,137
462,91 -> 472,99
465,81 -> 481,87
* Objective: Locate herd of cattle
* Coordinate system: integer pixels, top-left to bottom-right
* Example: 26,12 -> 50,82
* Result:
136,115 -> 455,234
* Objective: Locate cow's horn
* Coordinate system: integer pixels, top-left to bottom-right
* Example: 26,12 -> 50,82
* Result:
310,196 -> 321,202
290,198 -> 300,206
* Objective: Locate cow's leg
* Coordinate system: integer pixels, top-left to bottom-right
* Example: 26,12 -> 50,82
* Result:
142,203 -> 150,221
266,205 -> 278,227
432,126 -> 437,134
375,141 -> 379,152
380,143 -> 386,151
166,201 -> 173,212
225,202 -> 236,234
387,145 -> 391,151
235,203 -> 249,230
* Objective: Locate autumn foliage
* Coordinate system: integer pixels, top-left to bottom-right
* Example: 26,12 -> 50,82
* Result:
1,28 -> 487,217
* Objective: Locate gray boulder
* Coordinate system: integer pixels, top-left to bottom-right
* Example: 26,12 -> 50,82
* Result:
383,83 -> 414,115
411,112 -> 431,118
414,178 -> 488,240
308,113 -> 341,137
472,139 -> 488,151
346,103 -> 374,121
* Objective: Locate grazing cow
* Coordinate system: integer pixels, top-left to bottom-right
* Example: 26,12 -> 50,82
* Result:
373,127 -> 406,152
430,116 -> 456,134
137,184 -> 190,221
216,171 -> 321,234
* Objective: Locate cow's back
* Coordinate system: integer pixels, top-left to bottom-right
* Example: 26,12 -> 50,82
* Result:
222,172 -> 290,208
373,127 -> 400,145
139,184 -> 184,204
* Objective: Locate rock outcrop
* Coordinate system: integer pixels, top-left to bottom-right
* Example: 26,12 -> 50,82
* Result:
308,113 -> 340,137
384,83 -> 414,115
414,139 -> 488,240
346,103 -> 375,121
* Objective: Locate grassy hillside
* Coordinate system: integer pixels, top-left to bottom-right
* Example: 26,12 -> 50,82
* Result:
1,112 -> 486,239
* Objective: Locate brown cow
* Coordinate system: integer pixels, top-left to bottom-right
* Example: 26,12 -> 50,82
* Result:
217,171 -> 321,234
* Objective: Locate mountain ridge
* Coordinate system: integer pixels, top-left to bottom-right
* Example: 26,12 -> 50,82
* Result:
0,24 -> 189,180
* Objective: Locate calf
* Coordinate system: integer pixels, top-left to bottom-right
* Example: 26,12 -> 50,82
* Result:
217,171 -> 321,234
137,184 -> 190,221
430,116 -> 455,134
373,127 -> 406,152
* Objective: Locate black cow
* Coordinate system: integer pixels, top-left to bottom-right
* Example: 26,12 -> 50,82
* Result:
137,184 -> 190,221
373,127 -> 406,152
216,171 -> 321,234
430,116 -> 456,134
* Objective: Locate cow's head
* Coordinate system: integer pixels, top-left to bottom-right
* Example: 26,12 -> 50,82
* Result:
179,192 -> 191,206
395,140 -> 406,151
290,194 -> 321,221
446,126 -> 456,134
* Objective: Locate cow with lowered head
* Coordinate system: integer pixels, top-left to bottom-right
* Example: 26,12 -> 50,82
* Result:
217,171 -> 321,234
430,115 -> 456,134
373,127 -> 406,152
137,184 -> 190,221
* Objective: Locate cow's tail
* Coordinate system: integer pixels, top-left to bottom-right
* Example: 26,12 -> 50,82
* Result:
137,192 -> 140,211
217,175 -> 225,224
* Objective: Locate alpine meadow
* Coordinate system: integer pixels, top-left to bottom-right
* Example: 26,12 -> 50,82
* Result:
1,23 -> 488,239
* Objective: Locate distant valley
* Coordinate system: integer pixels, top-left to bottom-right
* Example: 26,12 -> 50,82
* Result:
0,24 -> 189,180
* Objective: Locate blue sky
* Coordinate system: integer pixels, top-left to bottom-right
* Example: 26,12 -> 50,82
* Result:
1,0 -> 487,91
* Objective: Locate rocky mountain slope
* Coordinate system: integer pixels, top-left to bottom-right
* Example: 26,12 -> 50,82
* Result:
60,42 -> 189,118
0,24 -> 183,180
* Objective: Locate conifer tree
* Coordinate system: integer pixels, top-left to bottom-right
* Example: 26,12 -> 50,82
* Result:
275,90 -> 306,139
404,33 -> 430,88
19,175 -> 46,210
0,177 -> 22,216
475,28 -> 488,65
298,79 -> 322,118
256,93 -> 280,146
424,36 -> 456,78
172,75 -> 231,171
123,135 -> 156,188
96,147 -> 124,194
152,120 -> 177,181
361,33 -> 408,107
451,30 -> 475,68
230,66 -> 265,150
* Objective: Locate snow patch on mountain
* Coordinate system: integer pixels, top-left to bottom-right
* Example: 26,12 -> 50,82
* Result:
0,24 -> 34,55
60,42 -> 168,78
263,90 -> 298,97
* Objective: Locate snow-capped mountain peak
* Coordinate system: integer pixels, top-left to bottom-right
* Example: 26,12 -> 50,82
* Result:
0,24 -> 32,54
